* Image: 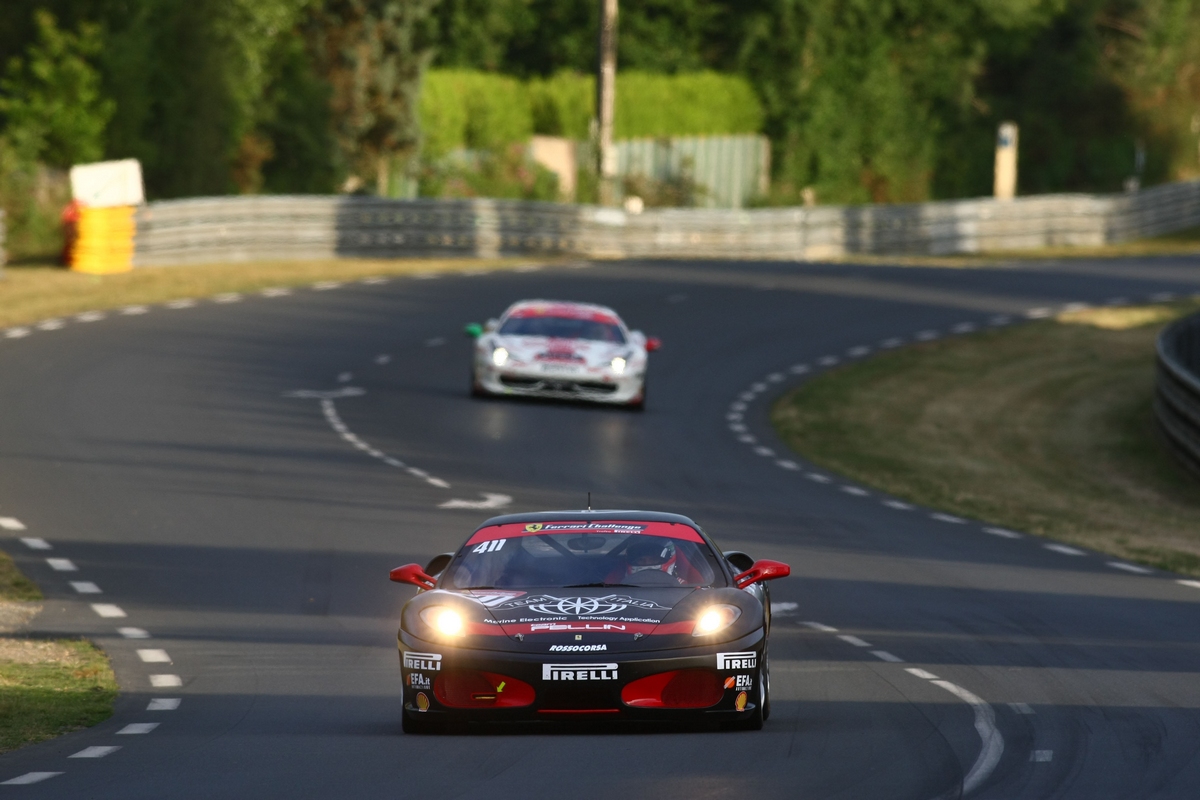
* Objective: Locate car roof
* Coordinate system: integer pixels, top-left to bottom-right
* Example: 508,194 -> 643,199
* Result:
502,300 -> 624,325
477,509 -> 700,530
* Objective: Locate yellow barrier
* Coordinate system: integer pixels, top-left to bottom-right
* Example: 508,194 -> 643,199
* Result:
70,205 -> 136,274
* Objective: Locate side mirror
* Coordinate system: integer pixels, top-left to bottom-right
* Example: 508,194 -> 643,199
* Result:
485,318 -> 499,332
390,563 -> 436,590
464,323 -> 483,338
646,337 -> 662,352
424,553 -> 454,577
723,551 -> 755,572
734,559 -> 790,589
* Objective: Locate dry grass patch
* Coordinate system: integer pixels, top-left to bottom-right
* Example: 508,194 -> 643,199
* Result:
772,301 -> 1200,574
0,256 -> 554,330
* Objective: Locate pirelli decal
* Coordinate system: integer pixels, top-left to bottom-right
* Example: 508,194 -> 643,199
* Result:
716,651 -> 757,670
542,663 -> 618,681
403,651 -> 442,671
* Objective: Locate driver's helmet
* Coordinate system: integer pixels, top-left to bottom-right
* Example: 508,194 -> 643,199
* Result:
626,538 -> 678,576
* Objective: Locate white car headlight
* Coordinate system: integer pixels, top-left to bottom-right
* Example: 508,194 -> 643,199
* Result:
692,604 -> 741,636
420,606 -> 465,637
491,346 -> 509,367
610,356 -> 626,374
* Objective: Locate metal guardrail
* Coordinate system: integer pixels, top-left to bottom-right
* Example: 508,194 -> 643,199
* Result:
1156,312 -> 1200,477
120,177 -> 1200,266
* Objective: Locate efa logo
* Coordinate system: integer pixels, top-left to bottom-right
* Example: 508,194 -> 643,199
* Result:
724,674 -> 753,691
403,651 -> 442,671
408,673 -> 431,689
717,651 -> 757,670
542,663 -> 618,681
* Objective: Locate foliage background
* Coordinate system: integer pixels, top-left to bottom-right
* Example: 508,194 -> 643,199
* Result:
2,0 -> 1200,256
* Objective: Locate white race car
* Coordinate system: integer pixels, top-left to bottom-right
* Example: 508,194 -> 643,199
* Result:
466,300 -> 660,409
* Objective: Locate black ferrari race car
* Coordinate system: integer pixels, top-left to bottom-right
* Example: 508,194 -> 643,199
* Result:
389,510 -> 790,733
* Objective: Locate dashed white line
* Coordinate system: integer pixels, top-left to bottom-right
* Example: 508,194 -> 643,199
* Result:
36,319 -> 64,331
118,627 -> 150,639
915,330 -> 939,341
137,649 -> 171,663
738,392 -> 756,402
70,746 -> 120,759
751,382 -> 768,392
738,434 -> 756,444
990,315 -> 1012,326
1024,307 -> 1053,319
70,581 -> 102,594
213,293 -> 242,303
806,473 -> 832,483
881,337 -> 904,348
905,668 -> 940,680
766,372 -> 785,382
4,327 -> 31,339
1044,543 -> 1085,556
1176,580 -> 1200,589
789,364 -> 810,374
120,305 -> 149,315
1061,302 -> 1089,313
840,486 -> 868,496
166,299 -> 196,309
91,604 -> 126,618
0,516 -> 27,530
847,346 -> 871,357
801,621 -> 838,632
729,423 -> 747,433
20,537 -> 51,549
837,635 -> 871,647
337,372 -> 353,383
117,723 -> 159,735
931,513 -> 966,524
818,356 -> 839,366
375,354 -> 391,364
150,674 -> 182,688
1031,750 -> 1053,762
930,680 -> 1005,793
984,527 -> 1022,539
883,500 -> 913,511
148,698 -> 181,711
726,413 -> 743,422
262,287 -> 291,297
1150,292 -> 1175,302
776,460 -> 800,470
871,650 -> 904,662
425,337 -> 446,347
770,602 -> 798,614
1,772 -> 63,785
1107,562 -> 1152,574
951,322 -> 976,333
46,558 -> 77,571
361,276 -> 389,285
753,446 -> 775,457
312,281 -> 342,290
75,311 -> 105,322
730,402 -> 747,412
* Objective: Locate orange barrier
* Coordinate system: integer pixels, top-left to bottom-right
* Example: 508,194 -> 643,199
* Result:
69,205 -> 136,274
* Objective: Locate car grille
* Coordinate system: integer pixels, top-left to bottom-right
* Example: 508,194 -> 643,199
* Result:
500,377 -> 618,395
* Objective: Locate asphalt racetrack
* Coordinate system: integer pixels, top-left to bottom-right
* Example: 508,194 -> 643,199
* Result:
2,257 -> 1200,798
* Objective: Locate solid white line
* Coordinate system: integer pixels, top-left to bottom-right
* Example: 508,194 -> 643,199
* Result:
871,650 -> 904,662
1044,543 -> 1085,556
983,527 -> 1022,539
840,486 -> 868,496
801,621 -> 838,632
931,513 -> 966,524
837,635 -> 871,647
806,473 -> 831,483
137,649 -> 171,663
20,537 -> 51,549
117,723 -> 159,735
905,668 -> 940,680
70,581 -> 101,594
1008,702 -> 1035,715
1030,750 -> 1053,762
91,604 -> 126,618
0,516 -> 27,530
1,772 -> 63,785
884,500 -> 913,511
1107,562 -> 1152,574
70,746 -> 120,758
150,674 -> 182,688
776,460 -> 800,470
148,698 -> 181,711
1176,580 -> 1200,589
118,627 -> 150,639
931,680 -> 1004,794
46,558 -> 77,571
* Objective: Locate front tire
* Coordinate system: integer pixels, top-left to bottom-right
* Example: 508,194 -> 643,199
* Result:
725,652 -> 768,731
627,379 -> 646,411
470,368 -> 487,398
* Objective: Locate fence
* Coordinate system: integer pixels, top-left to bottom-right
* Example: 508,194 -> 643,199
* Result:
615,134 -> 770,209
125,178 -> 1200,267
1156,312 -> 1200,478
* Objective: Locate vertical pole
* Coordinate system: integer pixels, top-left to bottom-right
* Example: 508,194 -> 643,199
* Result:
993,122 -> 1018,201
596,0 -> 619,206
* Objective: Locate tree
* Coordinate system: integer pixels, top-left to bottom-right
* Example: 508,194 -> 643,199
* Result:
0,9 -> 114,168
307,0 -> 442,195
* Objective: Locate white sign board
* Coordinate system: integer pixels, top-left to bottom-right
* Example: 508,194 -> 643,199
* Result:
70,159 -> 145,207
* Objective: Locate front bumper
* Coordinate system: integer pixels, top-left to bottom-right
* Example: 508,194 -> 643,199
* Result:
475,360 -> 644,405
398,630 -> 764,724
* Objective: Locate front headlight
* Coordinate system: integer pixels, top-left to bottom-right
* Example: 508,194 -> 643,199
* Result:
692,604 -> 741,636
610,356 -> 626,374
491,346 -> 509,367
420,606 -> 465,637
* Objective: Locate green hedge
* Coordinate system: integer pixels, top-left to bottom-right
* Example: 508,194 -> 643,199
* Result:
421,69 -> 763,156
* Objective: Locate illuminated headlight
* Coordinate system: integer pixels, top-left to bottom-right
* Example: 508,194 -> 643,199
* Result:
692,605 -> 741,636
491,347 -> 509,367
420,606 -> 465,637
610,356 -> 626,374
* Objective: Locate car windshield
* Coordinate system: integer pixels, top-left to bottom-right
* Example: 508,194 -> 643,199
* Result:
442,524 -> 723,590
498,315 -> 626,344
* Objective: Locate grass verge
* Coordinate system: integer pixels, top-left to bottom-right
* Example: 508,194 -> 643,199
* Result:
1,550 -> 117,754
0,256 -> 552,330
772,302 -> 1200,575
